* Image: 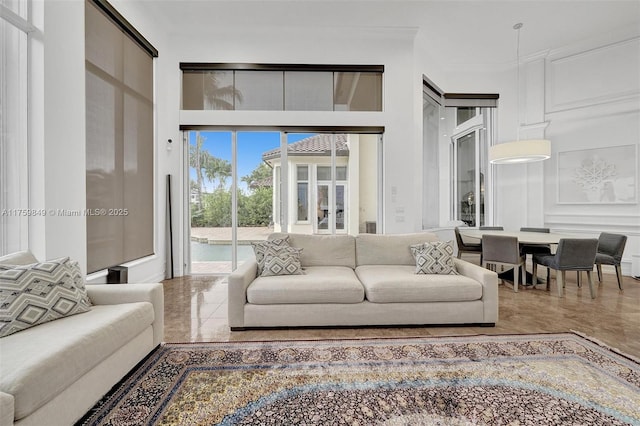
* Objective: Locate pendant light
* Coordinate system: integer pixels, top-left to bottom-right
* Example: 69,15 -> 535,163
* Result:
489,23 -> 551,164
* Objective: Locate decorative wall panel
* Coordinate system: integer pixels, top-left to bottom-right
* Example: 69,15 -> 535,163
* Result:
546,38 -> 640,112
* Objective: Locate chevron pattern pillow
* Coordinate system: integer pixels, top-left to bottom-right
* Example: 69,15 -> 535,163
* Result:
0,257 -> 92,338
410,241 -> 458,275
251,237 -> 291,276
260,247 -> 304,277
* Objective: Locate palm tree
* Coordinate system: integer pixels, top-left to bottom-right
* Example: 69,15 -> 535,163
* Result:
189,132 -> 210,211
241,162 -> 273,191
205,156 -> 232,190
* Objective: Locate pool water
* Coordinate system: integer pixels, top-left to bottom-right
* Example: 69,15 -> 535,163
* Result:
190,241 -> 255,262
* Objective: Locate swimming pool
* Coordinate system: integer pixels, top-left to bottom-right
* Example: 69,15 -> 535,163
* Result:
190,241 -> 255,262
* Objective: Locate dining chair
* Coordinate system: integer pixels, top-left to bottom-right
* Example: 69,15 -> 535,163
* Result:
520,227 -> 550,233
454,227 -> 482,263
482,234 -> 525,292
519,227 -> 552,256
479,226 -> 504,230
532,238 -> 598,298
595,232 -> 627,290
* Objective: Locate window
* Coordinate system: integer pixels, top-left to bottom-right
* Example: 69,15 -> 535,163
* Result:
0,1 -> 31,256
235,71 -> 283,111
334,72 -> 383,111
422,85 -> 442,229
421,77 -> 498,229
456,107 -> 477,125
85,0 -> 157,273
285,72 -> 333,111
181,64 -> 384,112
296,165 -> 309,222
451,108 -> 494,228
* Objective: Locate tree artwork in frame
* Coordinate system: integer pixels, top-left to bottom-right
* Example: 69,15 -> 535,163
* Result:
557,144 -> 637,204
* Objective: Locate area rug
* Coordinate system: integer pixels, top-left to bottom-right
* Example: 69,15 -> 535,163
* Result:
78,333 -> 640,425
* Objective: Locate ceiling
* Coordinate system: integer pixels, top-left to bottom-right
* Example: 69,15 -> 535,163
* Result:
132,0 -> 640,68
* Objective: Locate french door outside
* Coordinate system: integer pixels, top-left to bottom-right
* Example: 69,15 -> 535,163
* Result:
316,183 -> 346,234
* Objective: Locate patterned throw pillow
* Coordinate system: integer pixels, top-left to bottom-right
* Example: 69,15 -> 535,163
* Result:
251,237 -> 291,276
410,241 -> 458,275
0,257 -> 92,338
260,247 -> 304,277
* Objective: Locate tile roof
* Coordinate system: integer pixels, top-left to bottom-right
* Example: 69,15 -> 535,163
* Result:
262,134 -> 349,161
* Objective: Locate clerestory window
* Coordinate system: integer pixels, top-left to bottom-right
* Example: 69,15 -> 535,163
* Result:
180,63 -> 383,112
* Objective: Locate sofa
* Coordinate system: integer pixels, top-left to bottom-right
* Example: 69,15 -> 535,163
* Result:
228,232 -> 498,329
0,251 -> 164,426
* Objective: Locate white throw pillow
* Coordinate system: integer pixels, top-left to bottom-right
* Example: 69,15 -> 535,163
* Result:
410,241 -> 458,275
0,257 -> 92,338
260,247 -> 304,277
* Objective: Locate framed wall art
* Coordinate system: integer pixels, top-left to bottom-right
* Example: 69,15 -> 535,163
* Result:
557,144 -> 637,204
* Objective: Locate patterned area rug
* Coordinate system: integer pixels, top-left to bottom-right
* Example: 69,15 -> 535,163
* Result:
78,333 -> 640,425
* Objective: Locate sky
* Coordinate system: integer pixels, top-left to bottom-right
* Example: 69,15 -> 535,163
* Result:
188,131 -> 315,193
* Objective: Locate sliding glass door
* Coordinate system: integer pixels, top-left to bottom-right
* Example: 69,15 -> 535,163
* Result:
186,130 -> 381,274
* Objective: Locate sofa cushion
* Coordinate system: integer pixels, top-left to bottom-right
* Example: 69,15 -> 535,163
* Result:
0,258 -> 92,338
247,266 -> 364,304
411,241 -> 458,275
269,233 -> 356,269
356,265 -> 482,303
0,301 -> 154,420
356,233 -> 439,266
261,247 -> 304,277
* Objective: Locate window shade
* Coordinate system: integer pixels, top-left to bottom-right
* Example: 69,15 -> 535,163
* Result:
85,0 -> 155,273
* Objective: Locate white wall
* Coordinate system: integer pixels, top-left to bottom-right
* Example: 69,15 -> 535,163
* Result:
36,1 -> 638,280
541,31 -> 640,275
30,1 -> 87,270
163,27 -> 420,274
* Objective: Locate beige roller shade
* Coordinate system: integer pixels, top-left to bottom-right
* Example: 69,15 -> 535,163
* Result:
85,0 -> 154,273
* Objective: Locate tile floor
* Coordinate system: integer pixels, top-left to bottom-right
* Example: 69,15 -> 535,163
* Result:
162,263 -> 640,358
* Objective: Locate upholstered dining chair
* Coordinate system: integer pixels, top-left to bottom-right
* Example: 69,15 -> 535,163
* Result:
479,226 -> 504,230
520,227 -> 550,233
532,238 -> 598,298
595,232 -> 627,290
482,234 -> 525,292
454,227 -> 482,263
519,227 -> 552,257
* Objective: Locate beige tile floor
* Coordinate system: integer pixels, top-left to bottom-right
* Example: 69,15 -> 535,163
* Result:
162,260 -> 640,358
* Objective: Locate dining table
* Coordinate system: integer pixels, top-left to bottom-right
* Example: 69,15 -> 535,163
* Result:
458,229 -> 591,285
458,229 -> 589,245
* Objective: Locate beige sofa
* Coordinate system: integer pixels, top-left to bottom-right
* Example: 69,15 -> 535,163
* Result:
0,251 -> 164,426
228,232 -> 498,329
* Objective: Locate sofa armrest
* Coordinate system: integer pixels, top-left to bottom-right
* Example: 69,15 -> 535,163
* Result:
86,283 -> 164,346
454,259 -> 499,323
228,259 -> 258,329
0,391 -> 14,426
